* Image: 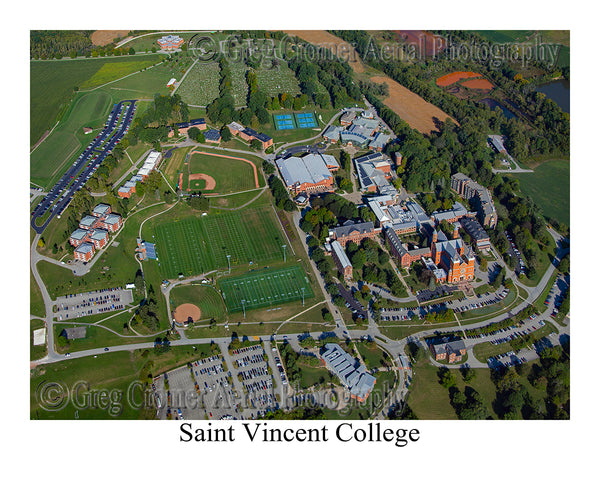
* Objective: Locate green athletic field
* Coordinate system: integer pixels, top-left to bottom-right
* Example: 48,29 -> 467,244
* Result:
152,207 -> 290,279
219,265 -> 314,313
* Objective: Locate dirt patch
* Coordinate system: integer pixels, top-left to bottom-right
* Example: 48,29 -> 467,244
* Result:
283,30 -> 365,73
370,75 -> 457,134
436,71 -> 482,87
174,303 -> 201,324
91,30 -> 130,46
188,173 -> 216,191
461,78 -> 495,91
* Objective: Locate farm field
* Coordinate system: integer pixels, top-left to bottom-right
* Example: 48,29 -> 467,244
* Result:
370,75 -> 457,134
79,58 -> 163,90
510,159 -> 570,225
218,265 -> 314,313
30,55 -> 164,146
177,61 -> 220,106
170,284 -> 227,322
152,206 -> 290,279
187,150 -> 260,193
96,62 -> 174,102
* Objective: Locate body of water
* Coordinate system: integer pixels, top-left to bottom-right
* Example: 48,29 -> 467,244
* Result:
480,98 -> 516,119
535,79 -> 570,113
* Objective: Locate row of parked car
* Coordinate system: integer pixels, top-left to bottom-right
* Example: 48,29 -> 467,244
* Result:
272,346 -> 288,386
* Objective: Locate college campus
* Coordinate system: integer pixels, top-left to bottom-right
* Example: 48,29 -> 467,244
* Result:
30,29 -> 570,423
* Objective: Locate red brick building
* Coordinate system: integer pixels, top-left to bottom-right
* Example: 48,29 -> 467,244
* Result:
74,242 -> 95,262
329,221 -> 377,247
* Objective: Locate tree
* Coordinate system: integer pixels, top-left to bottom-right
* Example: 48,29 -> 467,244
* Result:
220,126 -> 232,142
438,367 -> 456,389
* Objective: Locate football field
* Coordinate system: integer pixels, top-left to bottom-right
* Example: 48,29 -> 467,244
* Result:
153,207 -> 290,279
219,266 -> 314,313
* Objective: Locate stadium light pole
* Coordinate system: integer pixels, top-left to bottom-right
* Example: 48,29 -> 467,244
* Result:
227,254 -> 231,274
301,287 -> 305,306
242,299 -> 246,319
282,244 -> 286,263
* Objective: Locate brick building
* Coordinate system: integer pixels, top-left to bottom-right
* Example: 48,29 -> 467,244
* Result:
329,220 -> 377,247
450,173 -> 498,228
331,240 -> 353,282
430,339 -> 466,363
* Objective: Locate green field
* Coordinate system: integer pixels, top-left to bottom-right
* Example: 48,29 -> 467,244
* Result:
188,151 -> 259,193
30,90 -> 113,187
511,160 -> 570,225
170,284 -> 227,322
30,345 -> 211,419
218,265 -> 314,313
152,206 -> 289,279
30,55 -> 164,146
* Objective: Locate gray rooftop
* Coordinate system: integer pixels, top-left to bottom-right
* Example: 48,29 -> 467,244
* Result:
276,155 -> 333,188
331,240 -> 352,270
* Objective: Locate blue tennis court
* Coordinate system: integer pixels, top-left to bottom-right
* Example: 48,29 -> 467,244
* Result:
294,112 -> 317,128
273,114 -> 298,130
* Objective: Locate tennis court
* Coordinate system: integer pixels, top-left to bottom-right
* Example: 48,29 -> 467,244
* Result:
219,265 -> 314,313
273,113 -> 296,130
295,112 -> 317,128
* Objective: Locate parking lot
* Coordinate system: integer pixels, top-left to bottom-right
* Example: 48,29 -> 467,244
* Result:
55,287 -> 133,320
190,355 -> 239,420
505,231 -> 526,275
155,354 -> 239,420
379,287 -> 510,322
229,344 -> 278,416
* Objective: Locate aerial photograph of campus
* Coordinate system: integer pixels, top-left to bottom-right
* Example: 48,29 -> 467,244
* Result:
30,29 -> 570,421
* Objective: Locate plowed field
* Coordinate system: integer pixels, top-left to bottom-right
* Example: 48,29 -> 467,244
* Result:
370,76 -> 457,134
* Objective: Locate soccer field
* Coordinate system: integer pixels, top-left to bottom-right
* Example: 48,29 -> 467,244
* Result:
152,207 -> 290,279
219,266 -> 314,313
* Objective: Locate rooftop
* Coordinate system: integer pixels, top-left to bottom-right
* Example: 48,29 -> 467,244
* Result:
331,240 -> 352,270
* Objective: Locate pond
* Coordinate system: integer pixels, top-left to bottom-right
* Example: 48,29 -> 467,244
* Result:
535,79 -> 570,113
479,98 -> 516,119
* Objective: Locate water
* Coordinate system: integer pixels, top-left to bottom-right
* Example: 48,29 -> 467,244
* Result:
479,98 -> 516,119
535,79 -> 570,113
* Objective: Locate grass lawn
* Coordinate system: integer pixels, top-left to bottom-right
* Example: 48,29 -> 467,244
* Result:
170,284 -> 227,322
510,159 -> 570,225
298,364 -> 329,390
30,270 -> 46,318
30,319 -> 48,361
355,342 -> 388,369
30,344 -> 210,419
96,62 -> 173,102
407,356 -> 549,419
